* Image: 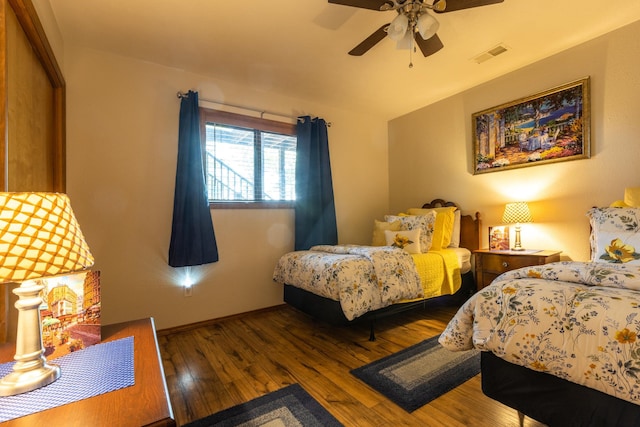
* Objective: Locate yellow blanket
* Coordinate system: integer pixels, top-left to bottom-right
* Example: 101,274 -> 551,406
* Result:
405,249 -> 462,301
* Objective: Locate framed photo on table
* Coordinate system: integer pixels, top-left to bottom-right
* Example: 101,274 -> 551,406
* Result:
489,226 -> 510,251
40,270 -> 101,359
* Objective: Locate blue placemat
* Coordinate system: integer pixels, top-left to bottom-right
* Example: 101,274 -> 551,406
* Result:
0,336 -> 135,422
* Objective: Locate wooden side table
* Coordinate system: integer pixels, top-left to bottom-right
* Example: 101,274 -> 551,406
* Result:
0,318 -> 175,427
474,249 -> 562,290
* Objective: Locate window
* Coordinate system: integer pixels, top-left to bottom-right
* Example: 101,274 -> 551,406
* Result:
201,108 -> 296,207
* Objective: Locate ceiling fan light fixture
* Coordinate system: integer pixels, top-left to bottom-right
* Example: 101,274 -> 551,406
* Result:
396,28 -> 414,50
417,12 -> 439,40
387,13 -> 409,41
380,1 -> 395,11
334,0 -> 505,60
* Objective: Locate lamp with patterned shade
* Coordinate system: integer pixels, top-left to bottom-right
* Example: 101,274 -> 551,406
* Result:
502,202 -> 533,251
0,193 -> 94,396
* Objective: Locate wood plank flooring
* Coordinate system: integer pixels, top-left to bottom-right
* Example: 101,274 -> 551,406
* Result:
157,298 -> 547,427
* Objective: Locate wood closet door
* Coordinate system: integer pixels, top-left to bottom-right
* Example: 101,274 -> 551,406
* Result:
2,0 -> 65,192
0,0 -> 66,343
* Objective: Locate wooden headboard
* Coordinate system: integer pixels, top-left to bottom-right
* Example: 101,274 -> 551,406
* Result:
421,198 -> 481,252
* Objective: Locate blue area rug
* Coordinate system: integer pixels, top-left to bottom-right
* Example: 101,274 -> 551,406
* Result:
183,383 -> 343,426
351,334 -> 480,412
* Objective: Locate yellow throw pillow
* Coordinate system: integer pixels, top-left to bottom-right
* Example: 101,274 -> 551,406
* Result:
372,219 -> 402,246
624,187 -> 640,207
610,200 -> 629,208
406,206 -> 456,250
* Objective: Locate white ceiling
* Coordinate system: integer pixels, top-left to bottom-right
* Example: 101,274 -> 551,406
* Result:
48,0 -> 640,120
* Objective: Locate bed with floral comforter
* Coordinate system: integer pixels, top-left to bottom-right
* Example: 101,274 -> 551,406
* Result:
440,261 -> 640,406
273,245 -> 427,321
274,200 -> 480,342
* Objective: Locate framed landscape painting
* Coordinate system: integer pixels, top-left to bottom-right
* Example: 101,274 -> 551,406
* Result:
473,77 -> 590,174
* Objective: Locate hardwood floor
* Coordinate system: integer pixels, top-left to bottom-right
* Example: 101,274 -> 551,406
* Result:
158,299 -> 547,427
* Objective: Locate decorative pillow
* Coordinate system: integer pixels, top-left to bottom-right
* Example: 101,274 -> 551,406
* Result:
625,187 -> 640,207
406,206 -> 457,250
384,229 -> 421,254
385,211 -> 437,253
587,207 -> 640,264
372,219 -> 402,246
450,210 -> 462,248
608,188 -> 640,208
610,200 -> 629,208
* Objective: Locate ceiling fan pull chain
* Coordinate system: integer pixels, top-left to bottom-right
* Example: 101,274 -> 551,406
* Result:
409,35 -> 414,68
408,19 -> 417,68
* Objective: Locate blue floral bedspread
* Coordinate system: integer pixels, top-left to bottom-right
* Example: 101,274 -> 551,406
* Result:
439,261 -> 640,405
273,245 -> 422,321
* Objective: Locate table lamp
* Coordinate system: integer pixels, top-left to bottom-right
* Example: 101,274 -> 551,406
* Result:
502,201 -> 533,251
0,193 -> 94,396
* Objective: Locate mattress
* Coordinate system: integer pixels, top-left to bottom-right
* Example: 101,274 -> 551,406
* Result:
450,247 -> 471,274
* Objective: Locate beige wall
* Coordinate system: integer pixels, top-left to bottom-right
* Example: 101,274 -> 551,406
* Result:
62,47 -> 389,329
36,6 -> 640,328
31,0 -> 63,65
389,20 -> 640,263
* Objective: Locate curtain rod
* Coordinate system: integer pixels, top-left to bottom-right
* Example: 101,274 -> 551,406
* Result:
176,91 -> 331,126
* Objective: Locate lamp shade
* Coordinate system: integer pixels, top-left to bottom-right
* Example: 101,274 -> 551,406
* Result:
396,28 -> 414,50
0,192 -> 94,283
416,12 -> 439,40
502,202 -> 533,224
387,13 -> 409,41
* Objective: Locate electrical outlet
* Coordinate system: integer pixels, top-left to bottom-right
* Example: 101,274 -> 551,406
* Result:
184,286 -> 192,297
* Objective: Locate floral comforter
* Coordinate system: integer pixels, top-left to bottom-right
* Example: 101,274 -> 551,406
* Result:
273,245 -> 422,321
439,261 -> 640,405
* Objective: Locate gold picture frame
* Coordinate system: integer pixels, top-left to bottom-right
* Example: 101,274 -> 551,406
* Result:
473,77 -> 590,174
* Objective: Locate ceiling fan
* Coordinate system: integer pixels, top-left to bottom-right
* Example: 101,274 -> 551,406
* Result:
328,0 -> 504,60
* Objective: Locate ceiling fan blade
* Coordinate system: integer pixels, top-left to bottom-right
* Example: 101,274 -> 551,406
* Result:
414,33 -> 444,57
435,0 -> 504,13
348,24 -> 389,56
328,0 -> 393,11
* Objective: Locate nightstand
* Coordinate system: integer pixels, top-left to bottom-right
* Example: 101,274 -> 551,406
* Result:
0,318 -> 175,426
474,249 -> 562,290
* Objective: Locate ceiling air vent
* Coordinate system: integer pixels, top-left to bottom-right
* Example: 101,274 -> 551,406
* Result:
473,44 -> 509,64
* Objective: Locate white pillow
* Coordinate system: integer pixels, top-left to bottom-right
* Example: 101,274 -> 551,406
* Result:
371,219 -> 402,246
449,210 -> 461,248
384,229 -> 421,254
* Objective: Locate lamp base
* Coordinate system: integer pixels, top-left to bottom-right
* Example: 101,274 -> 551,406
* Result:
0,362 -> 60,396
0,279 -> 61,396
511,225 -> 525,251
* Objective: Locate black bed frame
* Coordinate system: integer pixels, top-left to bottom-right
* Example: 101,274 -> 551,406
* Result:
482,342 -> 640,426
283,199 -> 480,341
284,271 -> 476,341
